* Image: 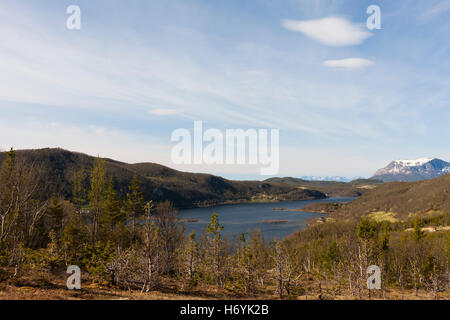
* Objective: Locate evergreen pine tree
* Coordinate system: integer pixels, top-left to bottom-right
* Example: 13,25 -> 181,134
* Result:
103,177 -> 123,232
126,174 -> 144,242
88,157 -> 107,245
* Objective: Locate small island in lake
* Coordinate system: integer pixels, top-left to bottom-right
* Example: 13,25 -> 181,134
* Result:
262,219 -> 288,224
181,218 -> 199,223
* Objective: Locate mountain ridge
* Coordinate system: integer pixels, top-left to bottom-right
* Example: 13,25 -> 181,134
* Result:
0,148 -> 328,208
372,157 -> 450,182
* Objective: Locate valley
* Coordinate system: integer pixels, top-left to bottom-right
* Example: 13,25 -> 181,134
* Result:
0,148 -> 448,301
0,148 -> 379,208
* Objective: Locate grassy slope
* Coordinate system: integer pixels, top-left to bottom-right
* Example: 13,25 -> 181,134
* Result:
331,173 -> 450,221
265,177 -> 383,197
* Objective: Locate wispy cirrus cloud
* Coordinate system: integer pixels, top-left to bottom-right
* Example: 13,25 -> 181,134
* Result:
322,58 -> 374,69
1,1 -> 450,179
282,16 -> 372,46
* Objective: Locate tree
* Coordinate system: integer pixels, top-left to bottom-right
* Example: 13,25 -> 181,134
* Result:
357,219 -> 379,298
88,157 -> 107,244
205,212 -> 226,286
421,254 -> 445,300
181,231 -> 199,291
234,230 -> 269,294
142,201 -> 160,291
357,219 -> 378,242
102,177 -> 123,233
322,240 -> 342,297
404,219 -> 426,296
45,198 -> 65,242
378,232 -> 390,298
0,148 -> 47,249
323,241 -> 339,275
237,240 -> 258,294
154,201 -> 184,275
125,174 -> 144,242
72,169 -> 86,215
273,239 -> 288,299
412,217 -> 426,242
62,210 -> 88,265
0,148 -> 16,243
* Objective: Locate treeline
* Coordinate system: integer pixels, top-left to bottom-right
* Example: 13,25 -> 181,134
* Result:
0,149 -> 448,299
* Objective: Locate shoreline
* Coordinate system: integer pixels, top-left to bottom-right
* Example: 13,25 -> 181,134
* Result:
187,195 -> 329,210
184,196 -> 355,211
183,194 -> 359,210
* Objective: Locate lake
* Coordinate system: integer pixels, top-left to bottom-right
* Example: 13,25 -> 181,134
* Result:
179,197 -> 355,242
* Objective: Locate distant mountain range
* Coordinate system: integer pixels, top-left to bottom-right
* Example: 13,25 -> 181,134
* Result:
372,158 -> 450,182
300,176 -> 362,183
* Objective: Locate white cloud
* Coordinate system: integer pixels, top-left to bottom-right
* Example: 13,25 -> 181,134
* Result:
1,2 -> 447,180
322,58 -> 375,69
282,16 -> 372,46
149,109 -> 182,116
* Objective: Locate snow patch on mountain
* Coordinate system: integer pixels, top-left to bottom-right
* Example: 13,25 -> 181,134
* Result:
393,158 -> 434,167
372,158 -> 450,182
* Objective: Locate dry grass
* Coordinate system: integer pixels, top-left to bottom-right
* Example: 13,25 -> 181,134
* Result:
0,276 -> 447,300
0,273 -> 275,300
367,211 -> 399,223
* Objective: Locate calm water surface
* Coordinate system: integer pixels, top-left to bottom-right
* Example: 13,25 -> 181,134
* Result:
179,197 -> 355,241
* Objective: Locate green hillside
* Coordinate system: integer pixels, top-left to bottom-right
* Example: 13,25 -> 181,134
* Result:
0,148 -> 326,208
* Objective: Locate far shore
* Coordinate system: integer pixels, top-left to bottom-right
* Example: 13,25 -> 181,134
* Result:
188,196 -> 329,210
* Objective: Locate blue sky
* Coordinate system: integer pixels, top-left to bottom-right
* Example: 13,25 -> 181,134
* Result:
0,0 -> 449,179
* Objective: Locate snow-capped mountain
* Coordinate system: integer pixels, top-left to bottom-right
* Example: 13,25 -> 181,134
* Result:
372,158 -> 450,182
300,176 -> 352,182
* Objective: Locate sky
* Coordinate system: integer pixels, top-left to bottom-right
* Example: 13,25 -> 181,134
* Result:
0,0 -> 449,180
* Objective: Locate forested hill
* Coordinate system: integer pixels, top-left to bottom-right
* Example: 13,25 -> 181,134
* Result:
332,172 -> 450,221
0,148 -> 326,208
